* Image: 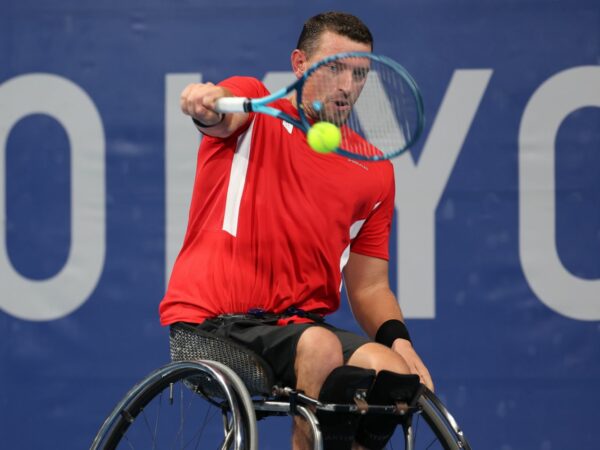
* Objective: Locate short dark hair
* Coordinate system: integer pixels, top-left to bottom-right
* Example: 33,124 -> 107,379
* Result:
296,11 -> 373,57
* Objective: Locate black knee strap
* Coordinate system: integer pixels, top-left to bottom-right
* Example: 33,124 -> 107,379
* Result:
317,366 -> 376,450
355,370 -> 421,450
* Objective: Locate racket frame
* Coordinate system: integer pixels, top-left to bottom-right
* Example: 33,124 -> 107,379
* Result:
215,52 -> 425,161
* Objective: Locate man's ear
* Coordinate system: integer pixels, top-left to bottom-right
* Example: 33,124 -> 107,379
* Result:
291,49 -> 308,78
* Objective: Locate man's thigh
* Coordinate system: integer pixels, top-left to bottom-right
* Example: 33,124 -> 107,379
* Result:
196,318 -> 370,387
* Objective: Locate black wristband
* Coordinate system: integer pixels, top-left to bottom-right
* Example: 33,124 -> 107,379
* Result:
192,113 -> 224,128
375,319 -> 412,347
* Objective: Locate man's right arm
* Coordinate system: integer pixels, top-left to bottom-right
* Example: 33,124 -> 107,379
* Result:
180,82 -> 249,138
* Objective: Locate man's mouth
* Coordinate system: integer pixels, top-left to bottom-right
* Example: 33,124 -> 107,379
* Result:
331,100 -> 351,110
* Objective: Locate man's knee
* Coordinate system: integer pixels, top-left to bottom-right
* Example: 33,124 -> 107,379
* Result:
348,342 -> 410,374
296,326 -> 344,369
295,326 -> 344,396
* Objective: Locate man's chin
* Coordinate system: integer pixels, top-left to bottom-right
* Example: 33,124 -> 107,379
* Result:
319,113 -> 350,126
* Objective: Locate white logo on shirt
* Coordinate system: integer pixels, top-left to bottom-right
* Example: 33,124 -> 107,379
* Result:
346,158 -> 369,171
282,121 -> 294,134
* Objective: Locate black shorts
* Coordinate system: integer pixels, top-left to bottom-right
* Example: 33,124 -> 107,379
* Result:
185,317 -> 371,388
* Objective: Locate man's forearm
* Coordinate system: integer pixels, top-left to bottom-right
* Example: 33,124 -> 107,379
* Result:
349,286 -> 405,339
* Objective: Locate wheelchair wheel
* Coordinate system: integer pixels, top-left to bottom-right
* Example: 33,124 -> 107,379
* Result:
90,361 -> 258,450
386,388 -> 471,450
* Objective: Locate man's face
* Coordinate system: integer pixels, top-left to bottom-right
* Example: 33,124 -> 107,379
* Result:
300,31 -> 372,125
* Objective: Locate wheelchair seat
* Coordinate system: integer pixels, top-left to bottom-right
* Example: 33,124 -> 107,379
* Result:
169,322 -> 275,397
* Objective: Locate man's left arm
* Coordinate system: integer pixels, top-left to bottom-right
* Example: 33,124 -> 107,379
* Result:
344,251 -> 434,391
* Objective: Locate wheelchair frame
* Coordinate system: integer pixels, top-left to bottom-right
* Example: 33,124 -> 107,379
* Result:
90,327 -> 472,450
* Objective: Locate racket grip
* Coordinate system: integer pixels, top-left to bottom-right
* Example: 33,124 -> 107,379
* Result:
215,97 -> 250,113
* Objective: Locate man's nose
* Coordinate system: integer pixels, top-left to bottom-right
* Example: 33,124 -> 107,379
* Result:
336,70 -> 354,93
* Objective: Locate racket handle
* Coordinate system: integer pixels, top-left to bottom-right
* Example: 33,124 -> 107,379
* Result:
215,97 -> 251,113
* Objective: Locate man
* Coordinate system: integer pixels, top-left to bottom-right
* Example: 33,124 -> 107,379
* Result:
160,11 -> 433,450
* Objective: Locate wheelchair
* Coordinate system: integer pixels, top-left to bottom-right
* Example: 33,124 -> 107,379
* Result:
91,324 -> 472,449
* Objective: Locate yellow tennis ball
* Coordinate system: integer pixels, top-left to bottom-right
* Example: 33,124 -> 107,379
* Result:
307,122 -> 341,154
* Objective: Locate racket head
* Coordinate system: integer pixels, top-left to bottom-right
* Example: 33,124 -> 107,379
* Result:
297,52 -> 425,161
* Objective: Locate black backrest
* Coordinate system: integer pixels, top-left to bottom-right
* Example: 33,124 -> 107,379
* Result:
169,323 -> 275,396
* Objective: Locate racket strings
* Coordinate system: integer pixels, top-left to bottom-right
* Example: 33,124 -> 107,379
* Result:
302,55 -> 422,160
344,60 -> 418,158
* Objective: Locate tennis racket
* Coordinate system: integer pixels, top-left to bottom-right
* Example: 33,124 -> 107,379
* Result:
215,52 -> 424,161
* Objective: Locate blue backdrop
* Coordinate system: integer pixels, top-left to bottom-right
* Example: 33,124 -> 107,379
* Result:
1,1 -> 599,449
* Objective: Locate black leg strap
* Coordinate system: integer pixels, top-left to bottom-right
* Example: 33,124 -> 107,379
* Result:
355,371 -> 421,449
317,366 -> 376,450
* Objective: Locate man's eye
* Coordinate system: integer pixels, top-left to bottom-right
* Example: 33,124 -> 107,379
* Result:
353,69 -> 369,80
